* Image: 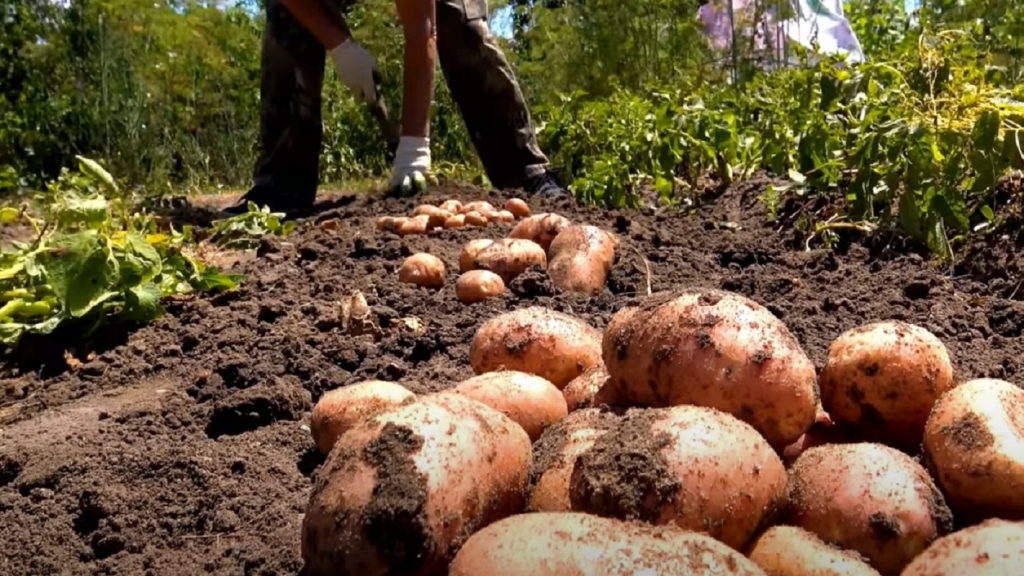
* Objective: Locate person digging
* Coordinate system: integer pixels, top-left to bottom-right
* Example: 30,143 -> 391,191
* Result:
222,0 -> 568,218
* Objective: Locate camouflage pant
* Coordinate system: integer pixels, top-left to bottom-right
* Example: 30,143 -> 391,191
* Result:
253,0 -> 551,201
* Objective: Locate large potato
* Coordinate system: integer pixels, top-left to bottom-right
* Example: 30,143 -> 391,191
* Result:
301,392 -> 532,576
784,442 -> 953,576
747,525 -> 881,576
470,238 -> 547,284
900,519 -> 1024,576
459,239 -> 495,272
451,370 -> 567,441
449,512 -> 769,576
922,378 -> 1024,524
470,306 -> 602,389
508,213 -> 571,252
310,381 -> 416,455
568,405 -> 788,550
602,289 -> 821,448
547,225 -> 618,295
398,253 -> 446,289
819,321 -> 956,451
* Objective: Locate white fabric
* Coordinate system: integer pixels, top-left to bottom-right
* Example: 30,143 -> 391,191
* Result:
390,136 -> 431,189
329,39 -> 379,103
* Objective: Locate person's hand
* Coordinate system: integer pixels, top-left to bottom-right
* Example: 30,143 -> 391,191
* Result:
388,136 -> 432,195
329,39 -> 378,104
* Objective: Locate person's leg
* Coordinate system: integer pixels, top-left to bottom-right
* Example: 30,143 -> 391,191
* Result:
225,0 -> 326,215
434,0 -> 566,197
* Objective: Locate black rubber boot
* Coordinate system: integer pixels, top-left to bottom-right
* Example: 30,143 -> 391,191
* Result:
218,185 -> 315,220
522,170 -> 569,199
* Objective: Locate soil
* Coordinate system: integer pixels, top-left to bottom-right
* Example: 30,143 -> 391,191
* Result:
2,178 -> 1024,575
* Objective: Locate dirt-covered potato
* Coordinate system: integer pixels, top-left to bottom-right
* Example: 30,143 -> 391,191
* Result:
439,199 -> 462,214
452,371 -> 567,441
495,210 -> 515,223
465,211 -> 488,226
561,365 -> 618,412
784,442 -> 953,576
301,392 -> 532,576
470,306 -> 603,389
449,512 -> 769,576
747,525 -> 881,576
455,270 -> 505,304
923,378 -> 1024,524
459,239 -> 495,273
547,225 -> 618,295
569,405 -> 788,551
602,289 -> 821,448
444,213 -> 466,229
310,381 -> 416,455
504,198 -> 531,219
900,519 -> 1024,576
376,216 -> 397,232
470,238 -> 547,284
460,201 -> 496,215
398,253 -> 446,289
397,214 -> 431,236
820,321 -> 956,451
508,213 -> 571,252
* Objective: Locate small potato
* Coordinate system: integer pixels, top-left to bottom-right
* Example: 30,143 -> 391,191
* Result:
923,378 -> 1024,524
397,214 -> 430,236
569,405 -> 788,550
504,198 -> 531,219
376,216 -> 397,232
547,225 -> 618,295
780,420 -> 855,466
748,526 -> 881,576
310,381 -> 416,455
508,212 -> 570,252
784,443 -> 954,576
459,239 -> 495,272
470,306 -> 603,389
602,288 -> 821,448
302,392 -> 532,576
464,211 -> 488,226
471,238 -> 547,284
820,321 -> 956,451
443,214 -> 466,229
495,210 -> 516,223
451,371 -> 567,441
460,201 -> 496,215
411,204 -> 438,217
449,512 -> 768,576
398,253 -> 446,289
562,365 -> 618,412
456,270 -> 505,304
900,519 -> 1024,576
439,199 -> 462,213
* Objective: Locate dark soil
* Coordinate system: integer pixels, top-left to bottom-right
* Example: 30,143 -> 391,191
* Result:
2,179 -> 1024,574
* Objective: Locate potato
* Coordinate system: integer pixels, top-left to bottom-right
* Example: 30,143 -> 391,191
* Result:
784,443 -> 953,576
561,365 -> 618,412
470,238 -> 547,284
455,270 -> 505,304
508,213 -> 570,252
494,210 -> 515,223
411,204 -> 438,217
464,211 -> 488,226
602,289 -> 821,448
780,420 -> 855,466
820,321 -> 956,451
547,225 -> 618,295
376,216 -> 397,232
460,201 -> 496,215
398,253 -> 445,289
459,239 -> 495,273
527,408 -> 621,512
452,371 -> 567,441
397,214 -> 431,236
449,512 -> 769,576
568,405 -> 788,550
470,306 -> 603,389
504,198 -> 531,219
301,392 -> 532,576
443,214 -> 466,229
922,378 -> 1024,524
747,526 -> 881,576
310,381 -> 416,455
439,199 -> 462,213
900,519 -> 1024,576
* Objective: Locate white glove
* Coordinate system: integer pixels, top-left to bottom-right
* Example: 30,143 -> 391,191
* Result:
389,136 -> 431,194
329,39 -> 378,104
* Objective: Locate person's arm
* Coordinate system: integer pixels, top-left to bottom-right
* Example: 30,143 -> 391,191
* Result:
278,0 -> 351,50
394,0 -> 437,138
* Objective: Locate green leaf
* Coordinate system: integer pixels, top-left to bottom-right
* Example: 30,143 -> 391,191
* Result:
0,323 -> 25,346
981,205 -> 995,221
121,283 -> 164,322
57,196 -> 110,227
75,156 -> 118,194
119,233 -> 163,286
923,212 -> 951,260
0,207 -> 20,224
899,190 -> 922,239
44,231 -> 120,317
931,193 -> 970,233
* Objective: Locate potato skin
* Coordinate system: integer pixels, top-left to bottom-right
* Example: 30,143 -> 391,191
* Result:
470,306 -> 603,389
443,214 -> 466,229
449,512 -> 769,576
455,270 -> 505,304
508,213 -> 570,252
602,289 -> 821,448
301,392 -> 532,576
504,198 -> 530,219
398,214 -> 431,236
900,519 -> 1024,576
747,525 -> 881,576
820,321 -> 956,451
547,225 -> 618,295
569,405 -> 788,550
465,211 -> 488,226
471,238 -> 547,284
784,443 -> 953,576
439,199 -> 462,213
561,364 -> 618,412
459,239 -> 495,272
452,371 -> 567,441
310,381 -> 416,455
398,253 -> 446,289
922,378 -> 1024,524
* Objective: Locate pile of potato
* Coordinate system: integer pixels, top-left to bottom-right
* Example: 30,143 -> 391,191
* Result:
390,197 -> 620,302
303,248 -> 1024,574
